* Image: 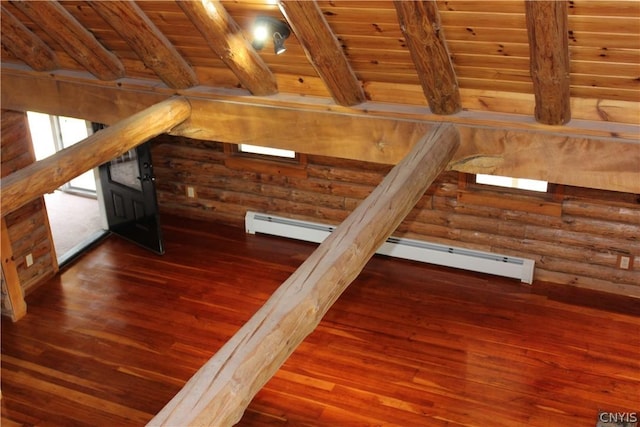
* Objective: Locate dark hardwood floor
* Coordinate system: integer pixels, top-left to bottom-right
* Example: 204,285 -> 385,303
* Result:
2,215 -> 639,426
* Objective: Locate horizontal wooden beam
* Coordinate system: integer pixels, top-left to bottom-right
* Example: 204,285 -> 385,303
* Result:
148,123 -> 460,426
1,67 -> 638,194
3,65 -> 635,139
177,100 -> 640,194
0,97 -> 192,216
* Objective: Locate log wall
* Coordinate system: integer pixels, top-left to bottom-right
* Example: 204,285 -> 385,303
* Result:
0,110 -> 57,314
152,135 -> 640,296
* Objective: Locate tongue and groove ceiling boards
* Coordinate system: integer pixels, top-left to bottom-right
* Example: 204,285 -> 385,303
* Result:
1,0 -> 639,193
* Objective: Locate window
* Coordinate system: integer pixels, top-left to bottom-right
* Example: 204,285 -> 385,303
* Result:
27,112 -> 57,160
27,112 -> 96,194
475,174 -> 548,193
224,143 -> 308,179
238,144 -> 296,159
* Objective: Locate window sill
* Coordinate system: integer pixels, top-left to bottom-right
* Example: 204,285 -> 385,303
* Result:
456,189 -> 562,217
224,156 -> 308,179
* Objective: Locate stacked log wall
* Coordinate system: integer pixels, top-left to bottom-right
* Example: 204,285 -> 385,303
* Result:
0,110 -> 57,312
152,135 -> 639,296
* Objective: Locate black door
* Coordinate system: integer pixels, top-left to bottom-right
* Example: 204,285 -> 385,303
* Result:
99,142 -> 164,254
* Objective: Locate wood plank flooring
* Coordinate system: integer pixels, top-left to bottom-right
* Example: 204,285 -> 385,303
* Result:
2,215 -> 639,426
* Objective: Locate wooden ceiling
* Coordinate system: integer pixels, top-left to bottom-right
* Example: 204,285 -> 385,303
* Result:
1,0 -> 639,192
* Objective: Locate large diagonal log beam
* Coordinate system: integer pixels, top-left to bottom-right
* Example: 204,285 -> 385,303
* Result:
394,0 -> 461,115
90,1 -> 198,89
0,97 -> 191,216
0,6 -> 59,72
178,0 -> 278,96
148,123 -> 460,426
9,0 -> 125,81
525,0 -> 571,125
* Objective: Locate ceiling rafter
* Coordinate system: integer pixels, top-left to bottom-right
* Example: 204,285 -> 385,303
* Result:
393,0 -> 461,115
90,1 -> 198,90
278,0 -> 366,106
8,0 -> 124,81
0,6 -> 59,72
177,0 -> 277,96
525,0 -> 571,125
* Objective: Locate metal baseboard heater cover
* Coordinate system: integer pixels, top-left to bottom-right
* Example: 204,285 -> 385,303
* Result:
245,211 -> 534,284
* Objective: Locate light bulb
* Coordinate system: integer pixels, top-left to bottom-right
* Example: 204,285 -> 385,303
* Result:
253,24 -> 269,43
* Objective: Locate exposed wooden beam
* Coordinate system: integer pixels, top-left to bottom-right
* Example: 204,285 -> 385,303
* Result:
177,0 -> 277,96
148,123 -> 460,426
393,1 -> 461,115
90,1 -> 198,89
525,0 -> 571,125
0,6 -> 59,72
2,69 -> 638,194
176,99 -> 639,194
1,218 -> 27,321
278,0 -> 365,106
3,65 -> 634,140
9,0 -> 124,81
0,97 -> 192,216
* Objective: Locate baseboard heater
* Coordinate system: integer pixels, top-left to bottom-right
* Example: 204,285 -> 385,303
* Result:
245,211 -> 534,284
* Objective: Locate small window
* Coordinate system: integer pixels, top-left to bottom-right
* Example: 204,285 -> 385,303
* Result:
476,174 -> 548,192
238,144 -> 295,159
224,143 -> 307,179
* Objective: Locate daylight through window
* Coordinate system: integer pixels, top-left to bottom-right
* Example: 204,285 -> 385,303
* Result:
238,144 -> 296,159
476,174 -> 548,192
27,112 -> 96,193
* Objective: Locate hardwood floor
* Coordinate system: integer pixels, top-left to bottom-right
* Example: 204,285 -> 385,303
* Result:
2,215 -> 639,426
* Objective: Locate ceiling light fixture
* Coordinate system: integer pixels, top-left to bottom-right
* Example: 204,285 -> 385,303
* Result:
252,16 -> 290,55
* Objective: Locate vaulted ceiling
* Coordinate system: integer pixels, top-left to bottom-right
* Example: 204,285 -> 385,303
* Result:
1,0 -> 639,193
